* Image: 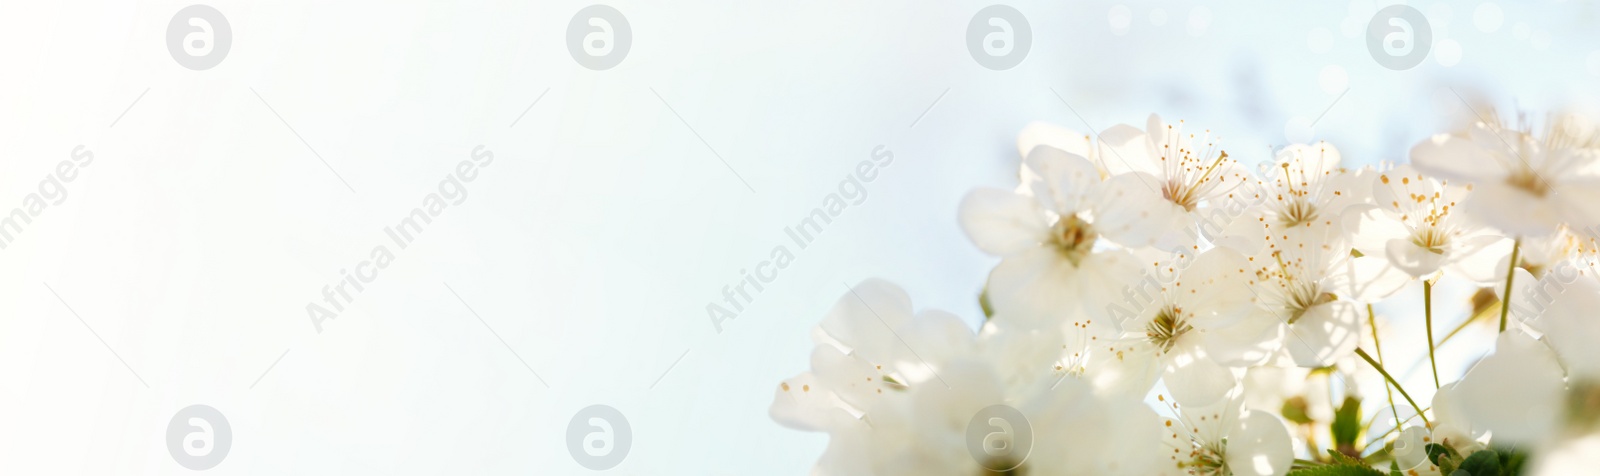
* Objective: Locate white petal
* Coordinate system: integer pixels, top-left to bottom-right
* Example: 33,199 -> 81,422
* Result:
1200,313 -> 1285,367
1283,301 -> 1362,367
1391,426 -> 1433,472
907,359 -> 1006,433
810,345 -> 905,409
1445,234 -> 1513,285
1343,204 -> 1409,257
1410,132 -> 1504,183
1212,207 -> 1270,255
899,310 -> 978,370
1453,329 -> 1566,444
820,279 -> 915,364
1096,124 -> 1160,175
1521,274 -> 1600,379
1162,349 -> 1238,407
1022,145 -> 1102,216
958,188 -> 1050,256
1224,411 -> 1294,476
1531,433 -> 1600,476
1329,255 -> 1411,303
1384,238 -> 1446,278
1094,171 -> 1186,249
985,247 -> 1082,329
1463,182 -> 1564,237
1430,382 -> 1481,439
1276,142 -> 1343,177
1074,250 -> 1147,326
1177,248 -> 1258,329
770,371 -> 856,432
1017,121 -> 1091,162
1085,340 -> 1162,400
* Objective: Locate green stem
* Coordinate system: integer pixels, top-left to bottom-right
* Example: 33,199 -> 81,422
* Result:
1425,278 -> 1440,389
1368,304 -> 1401,427
1355,348 -> 1431,428
1500,238 -> 1521,332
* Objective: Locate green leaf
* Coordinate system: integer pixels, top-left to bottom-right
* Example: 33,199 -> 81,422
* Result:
1328,449 -> 1366,467
1284,452 -> 1383,476
979,288 -> 994,320
1457,449 -> 1502,476
1495,447 -> 1528,476
1285,464 -> 1386,476
1332,396 -> 1362,449
1389,460 -> 1402,476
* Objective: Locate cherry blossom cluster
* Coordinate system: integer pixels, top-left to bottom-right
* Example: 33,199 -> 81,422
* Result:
771,113 -> 1600,475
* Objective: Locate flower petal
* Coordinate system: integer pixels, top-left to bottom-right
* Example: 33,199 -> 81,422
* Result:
770,371 -> 857,432
1384,238 -> 1447,278
958,188 -> 1051,256
1224,411 -> 1294,476
1094,172 -> 1186,249
820,279 -> 915,364
1410,132 -> 1504,183
1200,313 -> 1285,367
1452,329 -> 1565,444
1463,182 -> 1564,237
1096,124 -> 1160,175
1017,121 -> 1091,162
1022,145 -> 1102,216
1283,301 -> 1362,367
1162,349 -> 1237,407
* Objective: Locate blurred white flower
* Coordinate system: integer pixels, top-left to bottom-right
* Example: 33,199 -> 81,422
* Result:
1217,142 -> 1369,255
770,279 -> 971,433
876,361 -> 1167,476
772,279 -> 1167,475
1155,394 -> 1294,476
1347,164 -> 1511,283
1097,114 -> 1254,250
1391,383 -> 1489,475
1099,247 -> 1278,407
1509,267 -> 1600,379
776,111 -> 1600,475
1451,329 -> 1566,445
1501,226 -> 1600,280
1017,121 -> 1095,172
1239,366 -> 1313,418
1532,432 -> 1600,476
960,128 -> 1158,328
1410,115 -> 1600,238
1245,232 -> 1370,367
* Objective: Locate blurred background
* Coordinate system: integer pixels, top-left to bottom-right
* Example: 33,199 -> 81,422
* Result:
1,0 -> 1597,474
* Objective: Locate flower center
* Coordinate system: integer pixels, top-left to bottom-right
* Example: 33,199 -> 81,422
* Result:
1279,197 -> 1319,229
1153,121 -> 1232,212
1285,282 -> 1335,324
1507,167 -> 1551,197
1182,439 -> 1229,475
1051,215 -> 1098,266
1411,226 -> 1449,253
1145,305 -> 1193,354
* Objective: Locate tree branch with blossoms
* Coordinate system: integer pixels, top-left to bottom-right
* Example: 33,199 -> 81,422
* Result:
771,112 -> 1600,476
